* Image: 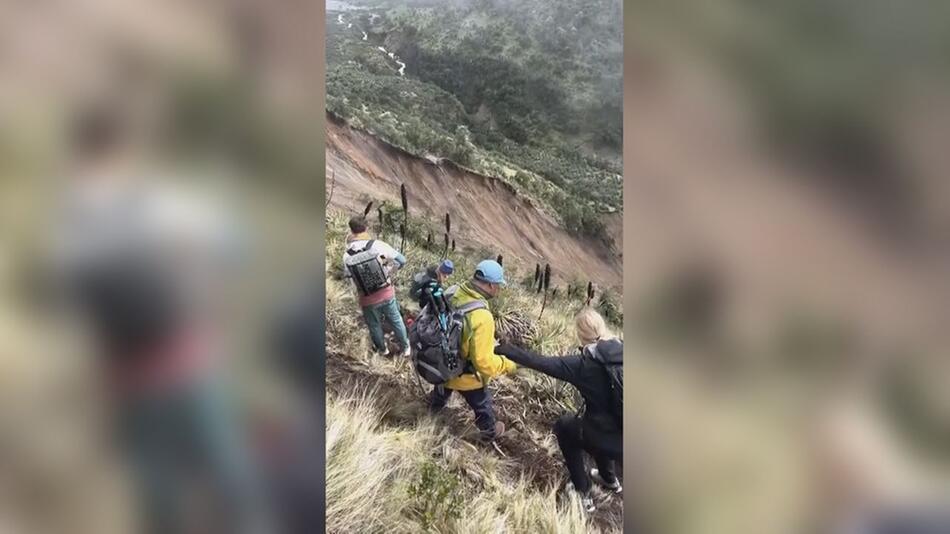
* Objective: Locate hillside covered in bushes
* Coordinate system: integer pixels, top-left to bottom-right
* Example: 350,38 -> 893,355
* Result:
326,0 -> 622,240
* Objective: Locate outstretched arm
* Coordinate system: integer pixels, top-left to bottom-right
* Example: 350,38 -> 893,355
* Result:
494,344 -> 583,384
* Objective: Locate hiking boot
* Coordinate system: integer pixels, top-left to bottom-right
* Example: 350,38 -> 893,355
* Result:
481,421 -> 505,443
494,421 -> 505,439
564,484 -> 596,513
590,468 -> 622,493
399,344 -> 412,358
580,493 -> 595,513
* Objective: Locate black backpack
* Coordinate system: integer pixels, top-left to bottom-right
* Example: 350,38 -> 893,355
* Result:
344,240 -> 391,295
585,341 -> 623,428
409,300 -> 486,385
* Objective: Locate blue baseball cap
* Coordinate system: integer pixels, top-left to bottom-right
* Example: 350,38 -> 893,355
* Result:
438,259 -> 454,275
474,259 -> 506,285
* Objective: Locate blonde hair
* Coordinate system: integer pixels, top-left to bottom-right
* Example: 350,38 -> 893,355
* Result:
575,307 -> 612,346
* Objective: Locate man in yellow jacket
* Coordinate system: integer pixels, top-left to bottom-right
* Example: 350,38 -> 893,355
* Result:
430,259 -> 517,442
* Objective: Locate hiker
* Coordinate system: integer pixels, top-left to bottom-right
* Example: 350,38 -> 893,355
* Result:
342,215 -> 411,357
495,308 -> 623,513
428,259 -> 518,442
52,105 -> 269,534
409,259 -> 454,311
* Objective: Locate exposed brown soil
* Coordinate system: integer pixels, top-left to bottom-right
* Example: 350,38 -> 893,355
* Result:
325,112 -> 623,287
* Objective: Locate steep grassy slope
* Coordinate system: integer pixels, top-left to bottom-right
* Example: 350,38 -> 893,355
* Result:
325,212 -> 624,533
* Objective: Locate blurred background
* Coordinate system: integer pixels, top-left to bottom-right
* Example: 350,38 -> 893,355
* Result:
623,1 -> 950,532
2,0 -> 950,532
0,1 -> 326,533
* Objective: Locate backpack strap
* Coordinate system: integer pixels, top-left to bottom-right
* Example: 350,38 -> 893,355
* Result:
443,284 -> 460,300
583,342 -> 601,362
584,340 -> 624,364
455,300 -> 486,314
346,239 -> 375,256
575,343 -> 601,419
455,300 -> 487,377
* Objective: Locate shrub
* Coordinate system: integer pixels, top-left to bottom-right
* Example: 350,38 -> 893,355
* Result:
596,288 -> 623,326
406,460 -> 465,530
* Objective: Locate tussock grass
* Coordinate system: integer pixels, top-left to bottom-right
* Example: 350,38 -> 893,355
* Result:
326,387 -> 597,534
326,210 -> 621,532
326,269 -> 370,357
326,390 -> 406,532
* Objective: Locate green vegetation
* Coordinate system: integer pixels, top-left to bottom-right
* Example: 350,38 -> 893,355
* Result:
407,460 -> 465,529
326,0 -> 622,240
595,288 -> 623,327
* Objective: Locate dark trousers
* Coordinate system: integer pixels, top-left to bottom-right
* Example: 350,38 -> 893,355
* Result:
430,385 -> 498,441
553,414 -> 622,494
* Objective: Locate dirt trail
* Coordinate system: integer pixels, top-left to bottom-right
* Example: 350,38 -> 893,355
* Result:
325,113 -> 623,286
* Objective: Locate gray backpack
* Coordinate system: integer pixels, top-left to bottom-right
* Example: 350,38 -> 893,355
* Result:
344,240 -> 390,295
410,300 -> 485,385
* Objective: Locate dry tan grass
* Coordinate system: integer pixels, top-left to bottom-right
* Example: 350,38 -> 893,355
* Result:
326,387 -> 597,534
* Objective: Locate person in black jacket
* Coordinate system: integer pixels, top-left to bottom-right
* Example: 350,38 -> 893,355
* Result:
408,259 -> 454,310
494,307 -> 622,513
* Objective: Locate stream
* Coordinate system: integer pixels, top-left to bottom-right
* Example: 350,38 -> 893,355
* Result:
330,4 -> 406,77
376,45 -> 406,75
